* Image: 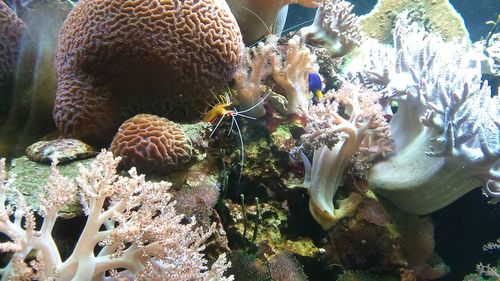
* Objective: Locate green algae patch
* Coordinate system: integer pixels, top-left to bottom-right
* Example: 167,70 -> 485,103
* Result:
7,156 -> 93,218
360,0 -> 469,44
227,199 -> 321,258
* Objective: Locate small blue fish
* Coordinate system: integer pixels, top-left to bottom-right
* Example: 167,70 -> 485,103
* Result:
308,72 -> 323,101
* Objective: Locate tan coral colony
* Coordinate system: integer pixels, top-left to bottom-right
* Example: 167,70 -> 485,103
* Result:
54,0 -> 243,144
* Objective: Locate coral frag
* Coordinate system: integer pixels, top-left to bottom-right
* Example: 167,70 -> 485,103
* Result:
110,114 -> 192,174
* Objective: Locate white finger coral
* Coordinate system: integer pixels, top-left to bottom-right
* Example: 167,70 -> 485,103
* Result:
271,35 -> 319,114
301,82 -> 393,230
367,13 -> 500,214
300,0 -> 363,57
234,35 -> 318,116
233,36 -> 277,117
0,152 -> 233,280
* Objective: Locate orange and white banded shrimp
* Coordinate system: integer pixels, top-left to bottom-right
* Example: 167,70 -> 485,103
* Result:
204,89 -> 271,185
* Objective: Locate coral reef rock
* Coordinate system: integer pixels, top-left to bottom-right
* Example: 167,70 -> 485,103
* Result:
7,156 -> 92,218
54,0 -> 243,143
475,32 -> 500,77
227,199 -> 321,258
26,138 -> 97,164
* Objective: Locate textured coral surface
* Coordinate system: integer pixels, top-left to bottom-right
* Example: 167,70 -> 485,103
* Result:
359,0 -> 468,43
54,0 -> 242,143
110,114 -> 192,173
0,1 -> 23,92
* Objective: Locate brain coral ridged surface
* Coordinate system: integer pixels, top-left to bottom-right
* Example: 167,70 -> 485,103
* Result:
110,114 -> 192,174
54,0 -> 242,144
0,2 -> 24,92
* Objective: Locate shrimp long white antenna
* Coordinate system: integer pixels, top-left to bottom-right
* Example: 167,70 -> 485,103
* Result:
236,113 -> 257,120
208,90 -> 272,188
232,114 -> 245,186
228,116 -> 236,136
209,115 -> 226,138
236,90 -> 272,115
248,18 -> 315,47
240,6 -> 273,36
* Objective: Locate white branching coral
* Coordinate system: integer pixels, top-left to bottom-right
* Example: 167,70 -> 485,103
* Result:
233,36 -> 277,117
301,82 -> 393,230
0,152 -> 233,281
270,35 -> 319,114
300,0 -> 363,57
234,35 -> 318,116
366,13 -> 500,214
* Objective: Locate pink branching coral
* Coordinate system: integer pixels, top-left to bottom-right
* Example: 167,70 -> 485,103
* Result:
234,35 -> 318,116
270,36 -> 319,115
300,82 -> 392,230
233,36 -> 277,117
300,0 -> 363,57
364,13 -> 500,214
0,152 -> 233,280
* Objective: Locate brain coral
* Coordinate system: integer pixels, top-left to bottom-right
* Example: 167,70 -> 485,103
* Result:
0,1 -> 24,97
54,0 -> 242,144
110,114 -> 192,174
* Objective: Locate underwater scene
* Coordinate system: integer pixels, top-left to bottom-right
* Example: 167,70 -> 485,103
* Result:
0,0 -> 499,280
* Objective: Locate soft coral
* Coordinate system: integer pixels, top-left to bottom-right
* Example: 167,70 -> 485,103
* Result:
367,13 -> 500,214
301,82 -> 392,229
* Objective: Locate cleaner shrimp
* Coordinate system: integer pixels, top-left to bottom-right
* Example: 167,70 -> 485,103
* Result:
204,90 -> 271,185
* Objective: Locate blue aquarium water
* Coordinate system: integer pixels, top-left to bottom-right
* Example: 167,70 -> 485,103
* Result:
0,0 -> 498,280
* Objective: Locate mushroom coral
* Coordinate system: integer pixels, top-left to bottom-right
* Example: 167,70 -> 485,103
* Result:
366,14 -> 500,214
54,0 -> 243,144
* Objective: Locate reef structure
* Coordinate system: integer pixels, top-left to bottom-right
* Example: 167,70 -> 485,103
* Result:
54,0 -> 243,144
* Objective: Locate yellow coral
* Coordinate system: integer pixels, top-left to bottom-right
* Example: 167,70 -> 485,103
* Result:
359,0 -> 469,43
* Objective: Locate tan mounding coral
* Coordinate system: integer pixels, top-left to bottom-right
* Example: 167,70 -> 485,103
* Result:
54,0 -> 242,144
359,0 -> 469,43
110,114 -> 192,174
0,1 -> 23,92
